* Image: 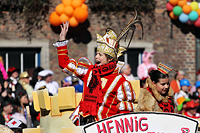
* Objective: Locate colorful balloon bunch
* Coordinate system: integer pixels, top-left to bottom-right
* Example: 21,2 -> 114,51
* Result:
49,0 -> 88,27
166,0 -> 200,27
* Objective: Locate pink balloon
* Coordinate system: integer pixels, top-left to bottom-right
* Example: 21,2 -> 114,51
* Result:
194,18 -> 200,27
187,20 -> 194,25
166,2 -> 174,12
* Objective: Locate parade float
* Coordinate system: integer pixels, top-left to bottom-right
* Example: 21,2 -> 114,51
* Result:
20,0 -> 200,132
18,80 -> 199,133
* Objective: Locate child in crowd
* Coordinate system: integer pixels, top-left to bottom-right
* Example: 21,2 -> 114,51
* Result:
183,100 -> 200,119
195,81 -> 200,94
175,79 -> 191,106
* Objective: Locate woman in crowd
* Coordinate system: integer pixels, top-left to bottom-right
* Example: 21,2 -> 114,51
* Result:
11,90 -> 29,125
135,62 -> 175,113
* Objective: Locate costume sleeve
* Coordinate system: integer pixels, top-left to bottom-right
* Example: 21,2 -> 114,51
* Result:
53,40 -> 70,70
116,81 -> 136,113
53,40 -> 89,80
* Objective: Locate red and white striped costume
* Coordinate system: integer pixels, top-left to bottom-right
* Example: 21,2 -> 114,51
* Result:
53,40 -> 136,123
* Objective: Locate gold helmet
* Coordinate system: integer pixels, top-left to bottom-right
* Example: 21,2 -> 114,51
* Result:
19,71 -> 29,79
96,10 -> 143,60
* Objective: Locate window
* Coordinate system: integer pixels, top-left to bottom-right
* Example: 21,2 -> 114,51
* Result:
0,48 -> 41,77
0,40 -> 50,78
118,48 -> 144,77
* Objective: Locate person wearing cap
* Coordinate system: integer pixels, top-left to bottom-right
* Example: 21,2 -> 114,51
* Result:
6,67 -> 24,99
195,81 -> 200,95
183,100 -> 200,119
121,63 -> 135,81
72,77 -> 83,93
34,69 -> 59,95
61,75 -> 72,87
19,71 -> 33,103
170,70 -> 185,94
2,98 -> 14,124
174,79 -> 191,107
135,62 -> 175,113
53,20 -> 140,125
30,66 -> 44,88
190,79 -> 200,95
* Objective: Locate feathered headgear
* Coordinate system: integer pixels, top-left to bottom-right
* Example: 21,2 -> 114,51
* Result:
96,10 -> 143,60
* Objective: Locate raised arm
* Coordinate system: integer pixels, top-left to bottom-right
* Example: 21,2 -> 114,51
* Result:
53,21 -> 89,79
60,21 -> 69,41
53,21 -> 70,69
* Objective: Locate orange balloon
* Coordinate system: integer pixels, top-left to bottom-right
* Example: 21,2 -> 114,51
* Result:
49,12 -> 62,26
72,0 -> 82,8
182,4 -> 192,14
80,0 -> 86,3
60,14 -> 70,22
73,7 -> 88,23
81,4 -> 88,10
169,0 -> 178,6
64,6 -> 74,17
169,11 -> 178,20
62,0 -> 72,6
69,17 -> 79,27
197,9 -> 200,17
178,0 -> 187,7
56,4 -> 65,15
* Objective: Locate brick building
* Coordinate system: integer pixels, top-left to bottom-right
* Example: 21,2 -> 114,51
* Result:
0,0 -> 199,85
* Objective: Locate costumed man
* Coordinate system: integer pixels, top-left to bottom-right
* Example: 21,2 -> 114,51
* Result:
137,51 -> 157,88
6,67 -> 25,99
53,14 -> 142,125
34,69 -> 59,96
19,71 -> 33,103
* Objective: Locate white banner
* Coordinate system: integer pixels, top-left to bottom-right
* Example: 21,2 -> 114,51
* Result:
83,112 -> 199,133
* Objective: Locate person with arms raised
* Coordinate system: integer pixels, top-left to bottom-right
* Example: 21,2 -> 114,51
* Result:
53,15 -> 142,125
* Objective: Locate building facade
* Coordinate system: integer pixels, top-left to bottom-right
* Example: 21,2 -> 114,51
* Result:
0,0 -> 198,85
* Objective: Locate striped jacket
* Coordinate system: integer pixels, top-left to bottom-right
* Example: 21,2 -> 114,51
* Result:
53,40 -> 136,123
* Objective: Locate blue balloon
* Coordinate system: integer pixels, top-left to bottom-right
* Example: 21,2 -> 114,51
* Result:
189,11 -> 198,21
179,13 -> 189,23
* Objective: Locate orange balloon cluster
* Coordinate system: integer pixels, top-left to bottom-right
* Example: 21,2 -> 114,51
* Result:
49,0 -> 88,27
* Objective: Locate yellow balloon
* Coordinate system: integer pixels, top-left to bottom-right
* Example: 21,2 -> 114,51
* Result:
190,2 -> 199,11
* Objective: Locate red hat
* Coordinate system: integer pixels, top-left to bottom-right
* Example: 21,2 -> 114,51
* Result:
185,100 -> 199,110
7,67 -> 19,77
